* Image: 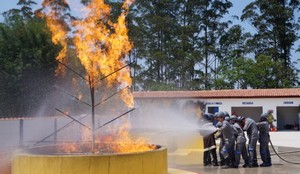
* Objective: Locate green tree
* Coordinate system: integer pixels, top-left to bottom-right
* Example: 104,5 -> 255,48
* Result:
197,0 -> 232,89
129,0 -> 179,90
129,0 -> 232,90
215,25 -> 252,89
0,1 -> 60,117
241,0 -> 299,87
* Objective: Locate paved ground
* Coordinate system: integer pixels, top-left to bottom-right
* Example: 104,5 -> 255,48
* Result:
168,131 -> 300,174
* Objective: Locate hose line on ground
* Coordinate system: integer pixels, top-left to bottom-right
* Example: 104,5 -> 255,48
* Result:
269,138 -> 300,165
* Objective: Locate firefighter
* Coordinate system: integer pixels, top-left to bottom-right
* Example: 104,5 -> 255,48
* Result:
257,113 -> 272,167
215,121 -> 225,166
216,112 -> 236,168
238,116 -> 259,168
199,113 -> 219,166
267,110 -> 277,131
230,115 -> 249,168
225,113 -> 235,164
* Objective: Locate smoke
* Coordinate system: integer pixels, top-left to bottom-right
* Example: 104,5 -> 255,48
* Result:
129,99 -> 217,151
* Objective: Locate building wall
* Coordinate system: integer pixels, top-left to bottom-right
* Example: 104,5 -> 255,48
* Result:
134,97 -> 300,130
204,97 -> 300,128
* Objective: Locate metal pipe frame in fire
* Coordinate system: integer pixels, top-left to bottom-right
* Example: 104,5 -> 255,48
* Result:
34,60 -> 136,151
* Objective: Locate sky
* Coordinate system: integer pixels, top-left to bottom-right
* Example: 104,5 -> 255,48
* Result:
0,0 -> 298,63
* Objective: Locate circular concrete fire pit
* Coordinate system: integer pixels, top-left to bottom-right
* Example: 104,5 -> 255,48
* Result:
12,145 -> 167,174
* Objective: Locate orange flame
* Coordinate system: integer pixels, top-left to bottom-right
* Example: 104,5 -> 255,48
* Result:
73,0 -> 133,107
110,123 -> 155,153
42,0 -> 69,76
43,0 -> 154,153
96,122 -> 155,153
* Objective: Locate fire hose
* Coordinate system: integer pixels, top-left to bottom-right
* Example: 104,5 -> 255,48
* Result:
269,137 -> 300,164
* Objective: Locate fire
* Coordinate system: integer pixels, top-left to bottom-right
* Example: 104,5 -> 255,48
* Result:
60,142 -> 77,153
72,0 -> 134,107
112,123 -> 155,153
58,123 -> 156,154
97,123 -> 155,153
43,0 -> 134,107
42,0 -> 153,154
41,0 -> 69,76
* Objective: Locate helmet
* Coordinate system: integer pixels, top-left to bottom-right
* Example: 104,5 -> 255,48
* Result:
261,113 -> 268,118
213,112 -> 219,118
207,113 -> 214,121
217,111 -> 225,118
237,116 -> 245,122
230,115 -> 237,121
203,113 -> 214,122
224,111 -> 230,117
259,116 -> 267,122
225,116 -> 230,121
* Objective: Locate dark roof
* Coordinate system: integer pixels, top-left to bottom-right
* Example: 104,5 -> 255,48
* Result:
133,88 -> 300,99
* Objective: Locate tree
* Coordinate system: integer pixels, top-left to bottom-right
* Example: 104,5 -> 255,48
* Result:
128,0 -> 232,90
128,0 -> 179,90
215,25 -> 252,89
0,1 -> 60,117
197,0 -> 232,89
241,0 -> 299,87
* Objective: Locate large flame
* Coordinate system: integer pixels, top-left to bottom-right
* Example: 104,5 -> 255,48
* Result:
42,0 -> 69,76
97,123 -> 155,153
42,0 -> 154,153
58,123 -> 155,154
73,0 -> 133,107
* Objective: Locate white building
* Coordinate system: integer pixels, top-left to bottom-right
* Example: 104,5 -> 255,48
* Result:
133,88 -> 300,131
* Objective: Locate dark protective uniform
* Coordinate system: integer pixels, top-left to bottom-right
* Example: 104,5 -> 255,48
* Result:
215,122 -> 225,165
232,122 -> 249,167
199,116 -> 218,166
218,120 -> 236,167
257,120 -> 272,166
243,117 -> 259,167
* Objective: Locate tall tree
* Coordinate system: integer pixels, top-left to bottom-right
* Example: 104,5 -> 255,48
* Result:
241,0 -> 299,87
129,0 -> 232,90
129,0 -> 179,90
215,25 -> 252,89
197,0 -> 232,89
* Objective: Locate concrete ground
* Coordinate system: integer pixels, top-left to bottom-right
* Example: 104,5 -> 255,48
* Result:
168,131 -> 300,174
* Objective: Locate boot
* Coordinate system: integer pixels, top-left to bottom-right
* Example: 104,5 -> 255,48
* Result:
260,150 -> 268,166
203,151 -> 211,166
260,163 -> 272,167
219,154 -> 225,166
221,158 -> 232,169
210,149 -> 219,166
248,151 -> 257,167
242,164 -> 248,168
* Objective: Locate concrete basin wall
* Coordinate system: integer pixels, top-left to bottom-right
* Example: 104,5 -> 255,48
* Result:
12,147 -> 167,174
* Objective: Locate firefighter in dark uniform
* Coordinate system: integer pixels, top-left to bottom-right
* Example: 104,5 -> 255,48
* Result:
199,113 -> 219,166
224,114 -> 235,165
214,112 -> 225,166
216,112 -> 236,168
238,116 -> 259,167
257,113 -> 272,167
230,115 -> 249,168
